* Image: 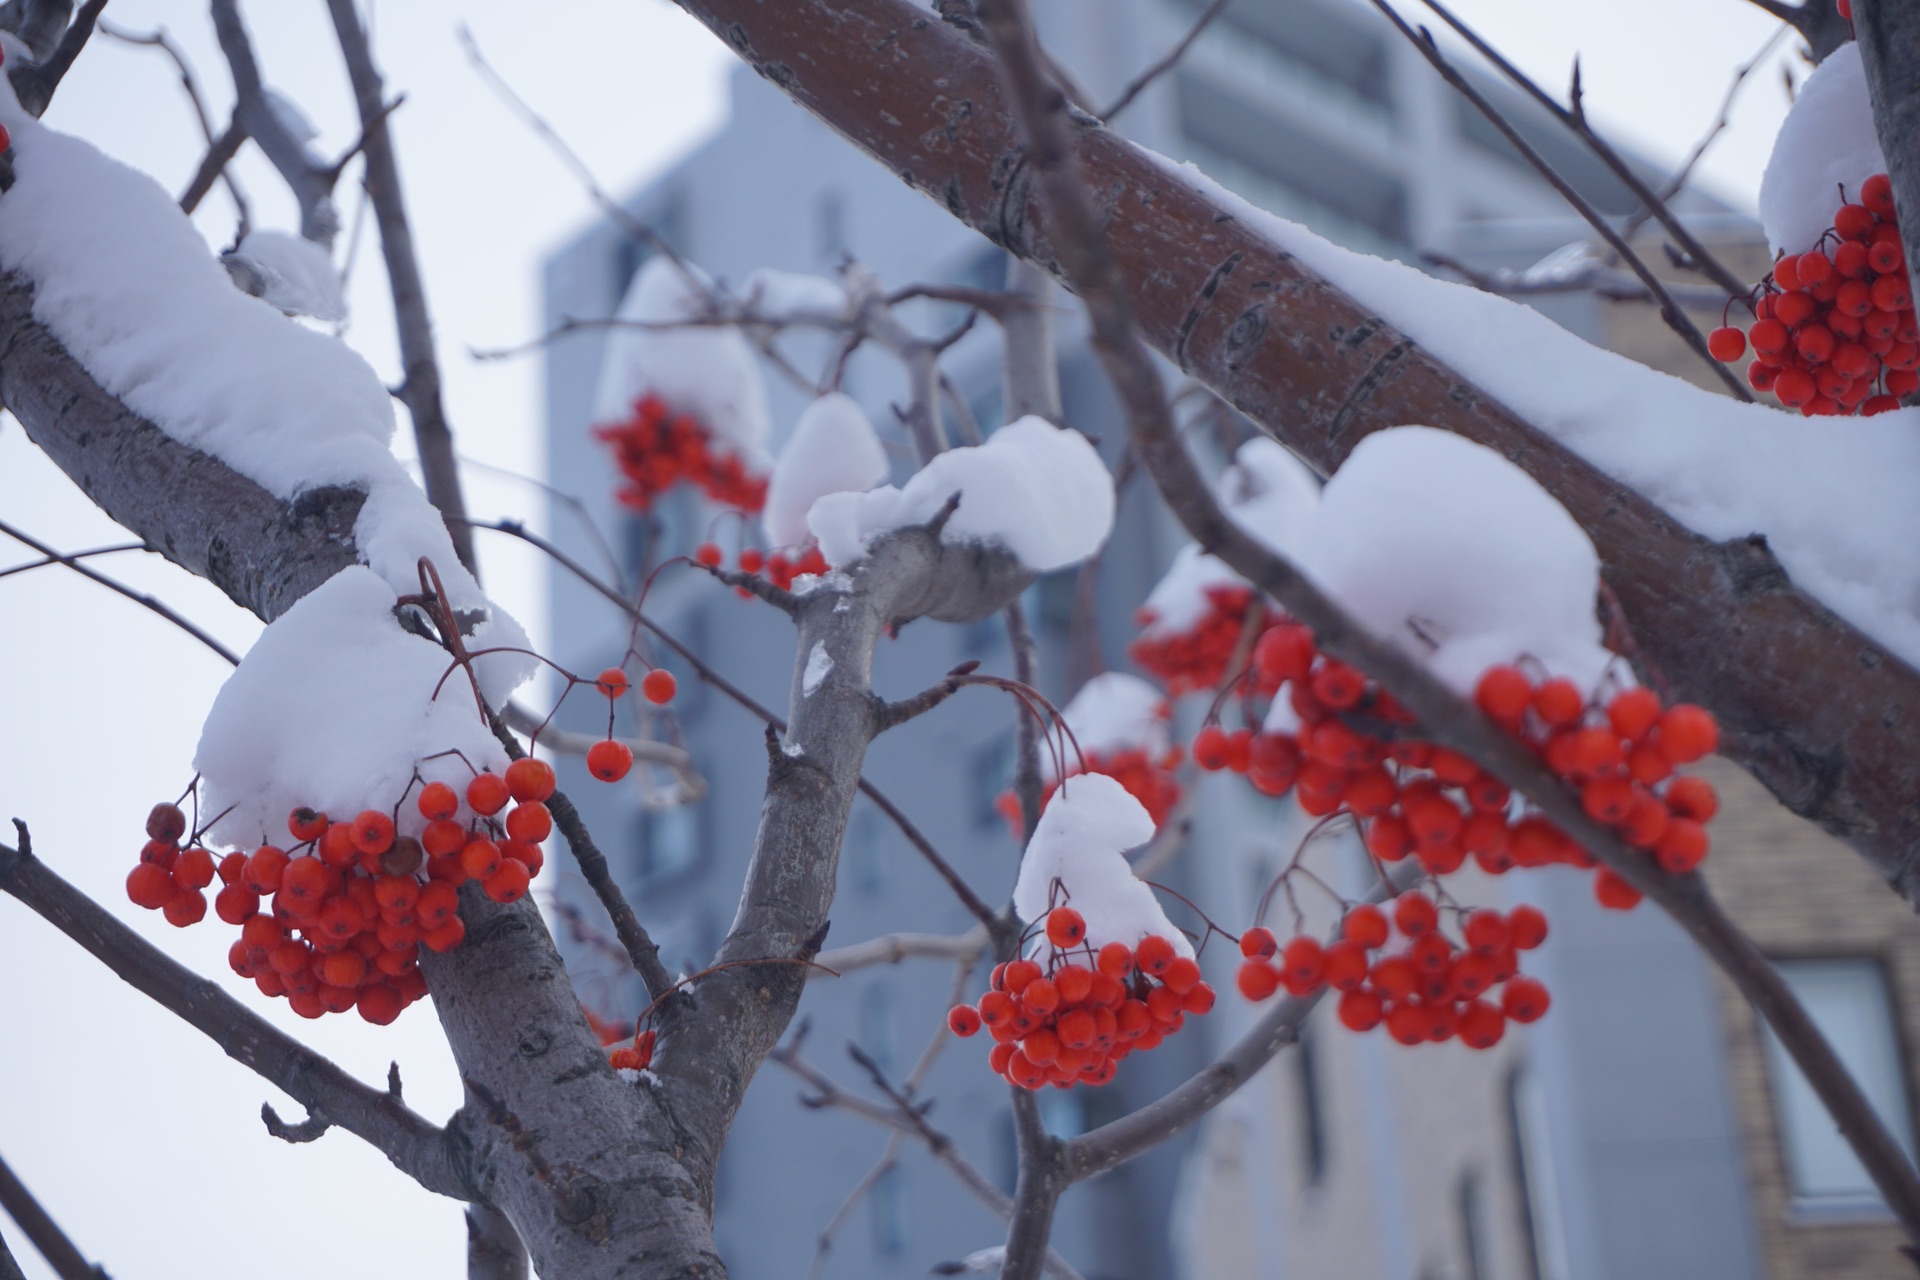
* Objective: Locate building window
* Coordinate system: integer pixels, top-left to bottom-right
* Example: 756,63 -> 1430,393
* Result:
1294,1022 -> 1328,1187
1762,956 -> 1917,1214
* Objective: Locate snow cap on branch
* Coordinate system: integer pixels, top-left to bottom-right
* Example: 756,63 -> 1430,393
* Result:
1012,773 -> 1191,964
1053,673 -> 1170,777
1759,42 -> 1887,256
763,392 -> 889,548
193,567 -> 523,848
807,415 -> 1114,572
1301,426 -> 1610,695
594,256 -> 772,465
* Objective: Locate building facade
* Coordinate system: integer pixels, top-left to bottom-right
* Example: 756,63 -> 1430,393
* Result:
542,1 -> 1916,1277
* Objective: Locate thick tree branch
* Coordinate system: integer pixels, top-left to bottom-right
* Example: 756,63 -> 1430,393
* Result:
0,1151 -> 106,1280
1853,1 -> 1920,326
324,0 -> 477,576
0,833 -> 471,1201
665,0 -> 1920,909
465,1202 -> 530,1280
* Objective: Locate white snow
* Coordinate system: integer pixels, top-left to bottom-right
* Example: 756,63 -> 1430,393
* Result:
1301,427 -> 1613,695
802,640 -> 833,695
264,88 -> 322,155
1151,151 -> 1920,675
764,392 -> 889,548
1759,43 -> 1887,256
1138,437 -> 1319,637
808,415 -> 1114,573
1057,673 -> 1169,766
222,229 -> 347,322
593,256 -> 772,465
743,267 -> 849,320
193,567 -> 519,847
1012,773 -> 1193,964
1520,241 -> 1600,287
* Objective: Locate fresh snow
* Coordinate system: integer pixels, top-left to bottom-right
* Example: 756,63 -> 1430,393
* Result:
1758,43 -> 1886,256
1056,673 -> 1169,773
1138,437 -> 1319,638
764,392 -> 889,548
193,567 -> 520,847
221,229 -> 347,322
802,640 -> 833,696
1151,151 -> 1920,675
1301,427 -> 1612,696
808,415 -> 1114,573
1012,773 -> 1193,964
593,256 -> 772,465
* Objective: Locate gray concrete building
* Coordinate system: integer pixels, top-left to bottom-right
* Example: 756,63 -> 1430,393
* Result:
537,3 -> 1903,1278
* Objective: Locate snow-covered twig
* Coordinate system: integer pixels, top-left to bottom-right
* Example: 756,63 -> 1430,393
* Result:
1364,1 -> 1750,399
0,1148 -> 103,1280
209,0 -> 337,246
1421,249 -> 1732,309
0,830 -> 471,1202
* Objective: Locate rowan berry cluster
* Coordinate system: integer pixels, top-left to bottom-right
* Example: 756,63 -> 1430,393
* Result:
128,757 -> 560,1023
948,907 -> 1215,1090
1129,584 -> 1277,695
594,393 -> 769,512
1235,898 -> 1551,1049
1195,618 -> 1721,914
1708,173 -> 1917,415
995,746 -> 1184,836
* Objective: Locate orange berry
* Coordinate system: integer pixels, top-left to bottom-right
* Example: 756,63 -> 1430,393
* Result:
641,669 -> 678,704
1236,959 -> 1281,1001
416,880 -> 459,928
1135,934 -> 1176,976
126,863 -> 172,910
1665,775 -> 1718,822
1392,892 -> 1437,937
1658,705 -> 1719,763
1655,819 -> 1710,874
1592,867 -> 1642,910
505,801 -> 553,844
215,883 -> 260,925
163,887 -> 208,928
595,667 -> 630,698
1162,956 -> 1201,995
422,917 -> 466,953
948,1005 -> 982,1037
1097,941 -> 1134,977
1475,665 -> 1533,722
287,807 -> 329,843
1342,903 -> 1389,949
1502,976 -> 1551,1022
173,846 -> 216,890
460,839 -> 503,881
1045,906 -> 1087,949
467,773 -> 510,817
357,984 -> 405,1026
504,758 -> 557,803
350,810 -> 395,856
1532,678 -> 1585,726
1238,926 -> 1277,959
416,782 -> 459,822
483,860 -> 532,904
587,740 -> 633,783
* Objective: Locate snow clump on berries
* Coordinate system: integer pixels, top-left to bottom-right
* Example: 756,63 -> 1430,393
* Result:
594,256 -> 772,467
1051,673 -> 1170,774
763,392 -> 889,548
808,415 -> 1115,572
193,567 -> 525,847
1759,43 -> 1887,258
1012,773 -> 1192,966
1300,427 -> 1611,696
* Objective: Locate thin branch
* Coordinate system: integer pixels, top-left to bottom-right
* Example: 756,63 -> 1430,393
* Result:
326,0 -> 478,576
1101,0 -> 1231,122
0,832 -> 469,1200
1364,3 -> 1751,398
261,1103 -> 332,1144
6,0 -> 105,118
875,661 -> 977,730
699,562 -> 800,615
803,1135 -> 902,1280
1421,249 -> 1733,308
465,517 -> 1003,933
811,925 -> 988,977
0,520 -> 241,665
99,20 -> 252,226
0,1151 -> 107,1280
209,0 -> 337,245
484,711 -> 679,1006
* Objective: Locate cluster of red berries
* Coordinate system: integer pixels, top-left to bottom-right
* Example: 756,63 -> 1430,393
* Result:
583,664 -> 676,784
594,393 -> 769,512
1236,898 -> 1551,1048
948,907 -> 1215,1090
1129,584 -> 1280,696
1194,619 -> 1721,913
693,540 -> 832,592
1709,174 -> 1916,415
994,746 -> 1185,835
128,758 -> 560,1023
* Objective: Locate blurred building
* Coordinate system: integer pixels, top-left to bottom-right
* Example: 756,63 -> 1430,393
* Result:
543,1 -> 1913,1278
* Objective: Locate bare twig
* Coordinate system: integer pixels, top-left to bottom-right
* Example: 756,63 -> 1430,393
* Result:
1421,249 -> 1732,309
326,0 -> 478,576
0,1151 -> 107,1280
261,1103 -> 333,1144
810,925 -> 988,977
876,660 -> 977,730
0,833 -> 469,1200
209,0 -> 337,245
1101,0 -> 1232,122
99,20 -> 253,225
0,520 -> 240,665
1365,2 -> 1751,398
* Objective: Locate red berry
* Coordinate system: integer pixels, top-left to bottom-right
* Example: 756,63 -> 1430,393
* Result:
1507,904 -> 1549,950
1862,172 -> 1894,217
467,773 -> 511,816
417,782 -> 459,822
1502,976 -> 1551,1023
1392,892 -> 1438,937
483,859 -> 532,904
505,758 -> 557,803
948,1005 -> 982,1037
350,809 -> 395,856
1531,678 -> 1584,727
1342,903 -> 1389,949
1658,705 -> 1719,763
1135,934 -> 1176,976
595,667 -> 630,698
1280,936 -> 1326,992
215,883 -> 260,925
1253,623 -> 1316,683
288,807 -> 329,843
1192,726 -> 1230,771
1337,988 -> 1384,1032
1162,956 -> 1201,995
174,846 -> 216,891
126,863 -> 172,910
460,838 -> 503,882
1707,326 -> 1746,361
693,542 -> 723,567
1655,819 -> 1710,874
588,739 -> 635,782
1236,960 -> 1281,1001
1593,867 -> 1643,911
1665,775 -> 1718,822
163,887 -> 208,928
1239,926 -> 1277,959
641,669 -> 678,705
1045,906 -> 1087,949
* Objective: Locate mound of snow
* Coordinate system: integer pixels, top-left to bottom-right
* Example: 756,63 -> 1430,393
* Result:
1057,673 -> 1169,767
1012,773 -> 1192,965
1759,43 -> 1888,256
807,416 -> 1113,572
193,567 -> 524,848
594,256 -> 771,465
221,229 -> 346,322
764,392 -> 889,548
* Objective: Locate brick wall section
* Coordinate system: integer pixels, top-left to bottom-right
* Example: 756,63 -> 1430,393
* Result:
1700,757 -> 1920,1279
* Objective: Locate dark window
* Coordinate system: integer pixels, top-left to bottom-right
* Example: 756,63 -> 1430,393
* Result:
1294,1021 -> 1328,1185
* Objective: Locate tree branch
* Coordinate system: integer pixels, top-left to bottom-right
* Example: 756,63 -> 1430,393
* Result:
208,0 -> 338,245
1100,0 -> 1231,122
0,832 -> 471,1201
0,1151 -> 107,1280
99,20 -> 251,228
324,0 -> 478,576
465,1202 -> 530,1280
5,0 -> 104,118
1853,1 -> 1920,337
